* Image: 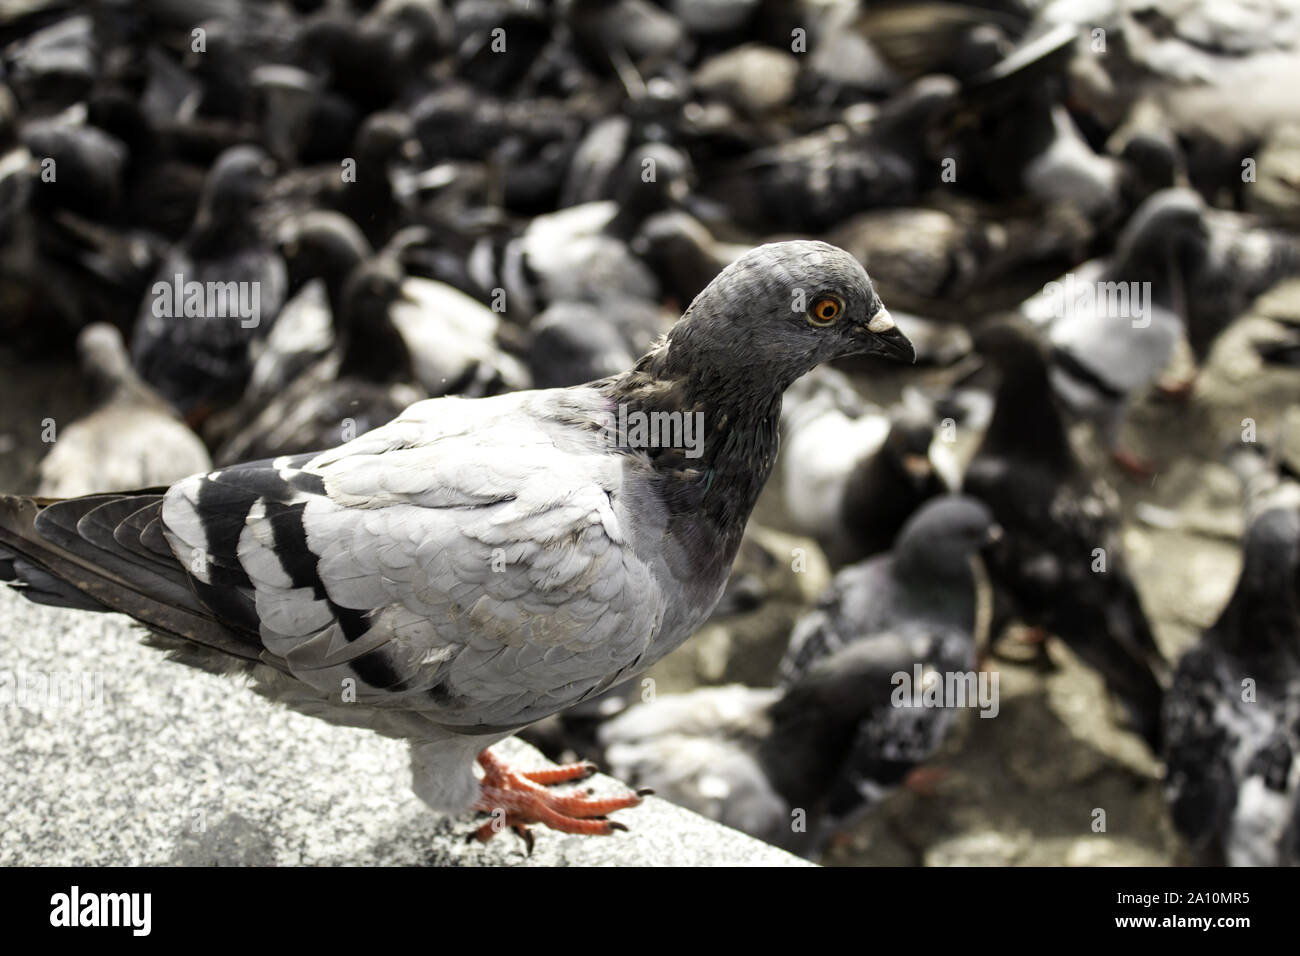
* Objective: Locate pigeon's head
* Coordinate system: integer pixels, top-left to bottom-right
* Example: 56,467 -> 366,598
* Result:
894,495 -> 1000,582
280,210 -> 372,287
356,111 -> 422,165
1116,187 -> 1208,279
674,240 -> 914,385
76,322 -> 133,399
202,145 -> 276,213
342,257 -> 410,320
1238,507 -> 1300,610
972,317 -> 1048,372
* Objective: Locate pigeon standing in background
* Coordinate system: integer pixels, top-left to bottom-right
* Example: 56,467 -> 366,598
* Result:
0,241 -> 913,845
593,497 -> 995,856
1026,187 -> 1300,475
1178,204 -> 1300,367
596,638 -> 942,856
130,145 -> 288,422
1163,507 -> 1300,866
778,496 -> 998,843
963,320 -> 1167,751
1020,188 -> 1205,476
470,143 -> 688,322
215,252 -> 424,466
836,404 -> 959,565
36,323 -> 213,499
780,367 -> 958,566
526,296 -> 669,389
699,75 -> 958,234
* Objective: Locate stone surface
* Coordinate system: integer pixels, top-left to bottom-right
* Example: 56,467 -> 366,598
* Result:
0,587 -> 807,867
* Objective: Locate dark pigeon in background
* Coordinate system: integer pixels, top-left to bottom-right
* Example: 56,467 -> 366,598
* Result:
963,319 -> 1167,751
777,495 -> 999,844
593,496 -> 996,856
1163,506 -> 1300,866
130,144 -> 288,420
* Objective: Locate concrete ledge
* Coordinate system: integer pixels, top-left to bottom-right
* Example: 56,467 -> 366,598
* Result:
0,586 -> 808,866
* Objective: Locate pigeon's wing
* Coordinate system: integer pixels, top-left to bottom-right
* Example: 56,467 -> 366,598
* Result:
159,390 -> 664,732
780,556 -> 906,685
3,389 -> 663,734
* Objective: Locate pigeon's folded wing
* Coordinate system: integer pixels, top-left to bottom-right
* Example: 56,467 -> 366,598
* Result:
162,390 -> 664,732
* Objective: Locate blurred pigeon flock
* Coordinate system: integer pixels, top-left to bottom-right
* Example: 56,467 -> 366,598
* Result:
0,0 -> 1298,869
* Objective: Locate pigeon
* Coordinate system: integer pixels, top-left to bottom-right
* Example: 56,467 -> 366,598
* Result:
21,106 -> 129,223
1061,0 -> 1300,208
781,495 -> 994,686
595,641 -> 934,856
698,75 -> 958,233
827,195 -> 1095,322
592,498 -> 995,856
836,402 -> 961,564
1177,204 -> 1300,366
130,144 -> 288,421
468,144 -> 686,321
1020,188 -> 1205,474
1162,506 -> 1300,866
36,323 -> 213,499
631,209 -> 747,309
0,240 -> 914,844
776,495 -> 998,844
526,296 -> 670,389
779,366 -> 888,544
962,319 -> 1167,751
1026,188 -> 1300,473
780,367 -> 958,566
214,252 -> 425,466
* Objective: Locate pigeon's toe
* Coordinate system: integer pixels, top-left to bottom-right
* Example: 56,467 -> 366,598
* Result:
470,748 -> 644,844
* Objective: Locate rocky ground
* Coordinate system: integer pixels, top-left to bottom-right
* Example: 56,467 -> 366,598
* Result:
1,281 -> 1297,866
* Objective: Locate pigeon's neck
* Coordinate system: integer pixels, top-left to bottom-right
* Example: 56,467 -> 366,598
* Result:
1211,570 -> 1300,663
604,339 -> 788,554
189,205 -> 260,255
982,353 -> 1073,471
337,302 -> 412,384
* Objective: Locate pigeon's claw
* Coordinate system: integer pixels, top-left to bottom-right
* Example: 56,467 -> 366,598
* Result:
470,749 -> 644,844
519,759 -> 598,786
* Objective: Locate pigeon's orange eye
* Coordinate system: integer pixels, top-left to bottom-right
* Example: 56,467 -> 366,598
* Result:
808,296 -> 843,327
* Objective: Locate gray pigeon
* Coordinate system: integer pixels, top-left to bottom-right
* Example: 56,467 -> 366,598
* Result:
1162,506 -> 1300,866
593,498 -> 997,857
779,495 -> 998,842
0,240 -> 913,844
1020,188 -> 1203,473
1025,187 -> 1300,474
130,145 -> 288,419
963,319 -> 1167,751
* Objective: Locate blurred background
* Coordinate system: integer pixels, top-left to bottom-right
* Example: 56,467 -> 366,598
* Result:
1,0 -> 1299,866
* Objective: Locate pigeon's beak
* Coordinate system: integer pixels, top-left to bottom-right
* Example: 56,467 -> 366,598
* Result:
857,308 -> 916,364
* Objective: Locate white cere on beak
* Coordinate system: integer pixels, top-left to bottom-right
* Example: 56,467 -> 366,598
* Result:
867,308 -> 895,334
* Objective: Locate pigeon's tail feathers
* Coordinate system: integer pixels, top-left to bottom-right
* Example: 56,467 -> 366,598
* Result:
0,492 -> 264,667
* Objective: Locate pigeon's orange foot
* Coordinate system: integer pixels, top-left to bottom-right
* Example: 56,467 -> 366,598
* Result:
903,766 -> 949,797
1110,447 -> 1157,482
1155,372 -> 1198,402
469,748 -> 648,850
